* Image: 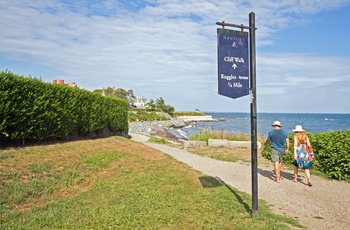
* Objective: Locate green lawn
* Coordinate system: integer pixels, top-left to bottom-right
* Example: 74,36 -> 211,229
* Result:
0,137 -> 302,229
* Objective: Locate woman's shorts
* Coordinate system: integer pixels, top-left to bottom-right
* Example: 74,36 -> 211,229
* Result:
270,148 -> 283,163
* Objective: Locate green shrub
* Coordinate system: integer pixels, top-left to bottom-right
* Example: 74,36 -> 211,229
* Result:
0,70 -> 128,146
190,129 -> 222,144
190,129 -> 252,144
312,130 -> 350,180
128,111 -> 169,122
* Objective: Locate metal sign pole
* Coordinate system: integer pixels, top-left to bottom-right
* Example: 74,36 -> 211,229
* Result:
249,12 -> 258,218
216,12 -> 258,218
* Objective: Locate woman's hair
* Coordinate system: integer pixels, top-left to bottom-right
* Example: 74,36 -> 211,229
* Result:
295,132 -> 307,145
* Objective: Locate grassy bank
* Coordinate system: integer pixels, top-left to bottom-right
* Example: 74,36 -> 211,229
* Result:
190,129 -> 266,146
0,137 -> 302,229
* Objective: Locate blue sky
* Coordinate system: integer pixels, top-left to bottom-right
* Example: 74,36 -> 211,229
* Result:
1,0 -> 350,113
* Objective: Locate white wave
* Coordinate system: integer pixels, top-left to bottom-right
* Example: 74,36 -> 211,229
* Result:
176,129 -> 189,139
184,124 -> 194,128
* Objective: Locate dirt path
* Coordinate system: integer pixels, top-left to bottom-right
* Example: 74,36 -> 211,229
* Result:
130,133 -> 350,230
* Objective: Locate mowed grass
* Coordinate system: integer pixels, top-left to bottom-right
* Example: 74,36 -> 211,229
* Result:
0,136 -> 302,229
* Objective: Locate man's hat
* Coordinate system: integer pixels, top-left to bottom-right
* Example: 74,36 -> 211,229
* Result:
271,121 -> 282,127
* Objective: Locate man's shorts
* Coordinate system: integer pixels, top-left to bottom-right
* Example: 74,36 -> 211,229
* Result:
270,148 -> 283,163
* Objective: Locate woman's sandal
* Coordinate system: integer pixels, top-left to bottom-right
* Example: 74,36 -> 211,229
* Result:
293,178 -> 297,182
308,182 -> 312,187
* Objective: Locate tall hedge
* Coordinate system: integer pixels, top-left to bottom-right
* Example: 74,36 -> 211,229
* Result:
0,71 -> 128,146
311,130 -> 350,180
262,129 -> 350,181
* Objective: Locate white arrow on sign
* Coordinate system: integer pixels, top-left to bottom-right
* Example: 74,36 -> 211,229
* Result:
232,64 -> 237,69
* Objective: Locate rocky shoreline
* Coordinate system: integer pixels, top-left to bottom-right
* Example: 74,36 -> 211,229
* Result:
128,118 -> 190,142
128,114 -> 218,142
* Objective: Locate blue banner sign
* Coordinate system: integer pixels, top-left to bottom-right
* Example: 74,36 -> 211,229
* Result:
217,28 -> 249,99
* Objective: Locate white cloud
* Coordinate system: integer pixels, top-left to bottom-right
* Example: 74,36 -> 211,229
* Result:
258,53 -> 350,92
1,0 -> 350,113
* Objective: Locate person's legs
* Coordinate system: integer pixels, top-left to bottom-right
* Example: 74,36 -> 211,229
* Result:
273,162 -> 281,182
277,152 -> 283,181
293,166 -> 298,182
305,169 -> 312,186
270,149 -> 282,182
278,161 -> 282,175
274,162 -> 281,182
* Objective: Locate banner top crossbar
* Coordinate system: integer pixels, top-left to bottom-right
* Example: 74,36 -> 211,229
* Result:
216,21 -> 257,30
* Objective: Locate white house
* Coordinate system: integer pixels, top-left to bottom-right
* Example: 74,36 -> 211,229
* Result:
133,96 -> 147,108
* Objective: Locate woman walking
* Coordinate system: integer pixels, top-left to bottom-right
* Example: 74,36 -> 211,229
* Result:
292,125 -> 315,186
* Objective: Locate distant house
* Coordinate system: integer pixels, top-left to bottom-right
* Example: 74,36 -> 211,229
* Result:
133,96 -> 147,108
52,79 -> 77,88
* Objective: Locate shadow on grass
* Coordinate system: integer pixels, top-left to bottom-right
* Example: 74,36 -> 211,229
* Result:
199,176 -> 223,188
199,176 -> 251,214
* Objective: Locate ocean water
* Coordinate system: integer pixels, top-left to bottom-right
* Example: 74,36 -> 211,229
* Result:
169,113 -> 350,139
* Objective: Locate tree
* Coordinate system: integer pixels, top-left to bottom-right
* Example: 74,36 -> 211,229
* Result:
155,97 -> 165,110
96,87 -> 175,114
93,89 -> 103,95
104,87 -> 115,96
146,99 -> 156,111
126,89 -> 136,106
114,88 -> 128,100
163,104 -> 175,115
98,87 -> 136,106
154,97 -> 175,115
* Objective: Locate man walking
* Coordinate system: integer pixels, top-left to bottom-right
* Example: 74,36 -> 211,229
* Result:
264,121 -> 290,183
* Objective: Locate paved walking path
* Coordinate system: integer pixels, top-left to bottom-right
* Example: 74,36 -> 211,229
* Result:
130,133 -> 350,230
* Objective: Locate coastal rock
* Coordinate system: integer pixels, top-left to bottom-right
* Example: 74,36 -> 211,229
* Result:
128,115 -> 216,141
128,119 -> 188,136
150,129 -> 186,143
